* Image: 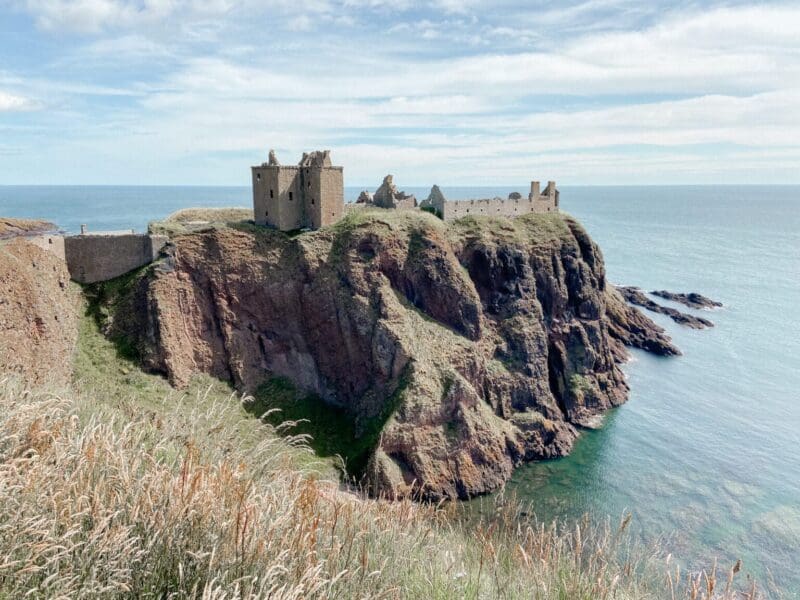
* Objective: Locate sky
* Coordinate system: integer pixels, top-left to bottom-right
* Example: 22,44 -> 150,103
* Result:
0,0 -> 799,186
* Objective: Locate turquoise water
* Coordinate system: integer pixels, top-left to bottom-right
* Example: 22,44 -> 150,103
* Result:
2,185 -> 799,594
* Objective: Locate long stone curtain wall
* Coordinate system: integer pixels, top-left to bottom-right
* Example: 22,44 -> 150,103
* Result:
437,197 -> 557,221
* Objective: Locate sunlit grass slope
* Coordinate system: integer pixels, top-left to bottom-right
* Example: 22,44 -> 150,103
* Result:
0,284 -> 759,599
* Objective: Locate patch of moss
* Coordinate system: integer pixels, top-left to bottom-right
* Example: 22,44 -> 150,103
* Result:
420,205 -> 442,219
568,373 -> 599,404
248,367 -> 412,477
82,265 -> 152,362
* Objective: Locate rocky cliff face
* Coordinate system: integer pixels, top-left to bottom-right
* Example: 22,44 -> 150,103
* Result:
103,210 -> 675,500
0,238 -> 79,385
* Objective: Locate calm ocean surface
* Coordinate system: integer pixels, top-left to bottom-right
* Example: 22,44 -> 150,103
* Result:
2,185 -> 799,594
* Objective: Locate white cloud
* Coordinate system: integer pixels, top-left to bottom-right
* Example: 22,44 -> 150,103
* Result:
21,0 -> 235,33
0,91 -> 37,111
3,2 -> 800,184
286,14 -> 313,31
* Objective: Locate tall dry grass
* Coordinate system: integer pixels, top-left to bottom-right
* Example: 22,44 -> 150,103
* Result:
0,376 -> 759,599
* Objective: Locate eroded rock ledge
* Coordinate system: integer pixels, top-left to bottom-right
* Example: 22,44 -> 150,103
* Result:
618,286 -> 714,329
651,290 -> 722,310
99,210 -> 677,500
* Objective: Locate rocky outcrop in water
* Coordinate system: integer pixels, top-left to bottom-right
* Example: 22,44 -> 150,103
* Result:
651,290 -> 722,310
100,210 -> 675,500
618,286 -> 714,329
604,287 -> 680,357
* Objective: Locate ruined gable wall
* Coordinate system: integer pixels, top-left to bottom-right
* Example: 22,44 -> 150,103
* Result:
64,234 -> 168,284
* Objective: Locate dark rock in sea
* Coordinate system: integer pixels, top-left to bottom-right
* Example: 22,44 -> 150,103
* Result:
650,290 -> 722,310
618,286 -> 714,329
605,287 -> 681,357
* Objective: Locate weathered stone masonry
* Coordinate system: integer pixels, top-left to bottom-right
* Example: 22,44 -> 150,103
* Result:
252,150 -> 344,231
251,148 -> 559,231
64,231 -> 168,284
426,181 -> 559,221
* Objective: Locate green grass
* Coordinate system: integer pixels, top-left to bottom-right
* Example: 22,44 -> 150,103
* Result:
446,211 -> 576,251
148,206 -> 253,236
248,367 -> 412,477
72,300 -> 330,474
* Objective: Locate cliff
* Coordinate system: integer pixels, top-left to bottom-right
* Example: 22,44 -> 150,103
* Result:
0,217 -> 57,239
0,238 -> 79,385
98,210 -> 676,500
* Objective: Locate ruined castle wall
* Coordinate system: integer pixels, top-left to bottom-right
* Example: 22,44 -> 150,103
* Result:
531,198 -> 558,214
305,167 -> 323,229
277,168 -> 303,231
394,197 -> 417,211
317,167 -> 344,228
440,194 -> 557,221
441,197 -> 534,221
253,167 -> 281,227
64,234 -> 168,284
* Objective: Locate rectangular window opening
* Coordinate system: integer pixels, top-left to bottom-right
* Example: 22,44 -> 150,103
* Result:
270,189 -> 274,199
289,192 -> 293,201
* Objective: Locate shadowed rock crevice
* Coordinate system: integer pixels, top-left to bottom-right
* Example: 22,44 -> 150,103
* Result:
93,210 -> 677,500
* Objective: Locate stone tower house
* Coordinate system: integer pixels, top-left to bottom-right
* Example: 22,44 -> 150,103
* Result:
252,149 -> 344,231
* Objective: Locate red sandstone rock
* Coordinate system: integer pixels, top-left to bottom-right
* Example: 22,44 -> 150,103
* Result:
0,238 -> 79,385
102,210 -> 676,500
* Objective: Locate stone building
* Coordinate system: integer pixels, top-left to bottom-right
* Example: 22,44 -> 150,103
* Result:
425,181 -> 559,221
370,175 -> 417,209
252,149 -> 344,231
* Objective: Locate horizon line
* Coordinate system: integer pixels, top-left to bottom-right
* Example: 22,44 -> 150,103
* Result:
2,182 -> 800,188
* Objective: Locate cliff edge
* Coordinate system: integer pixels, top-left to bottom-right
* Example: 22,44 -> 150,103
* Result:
0,238 -> 79,385
99,210 -> 676,500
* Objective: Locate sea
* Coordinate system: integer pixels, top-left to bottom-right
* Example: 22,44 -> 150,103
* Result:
2,184 -> 799,595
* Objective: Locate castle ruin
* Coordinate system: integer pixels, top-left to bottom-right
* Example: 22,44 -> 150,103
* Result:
251,148 -> 558,230
369,175 -> 417,210
424,181 -> 559,221
252,150 -> 344,231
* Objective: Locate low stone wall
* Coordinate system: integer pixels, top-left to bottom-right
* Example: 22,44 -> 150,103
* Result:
65,234 -> 168,284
